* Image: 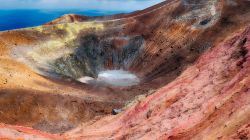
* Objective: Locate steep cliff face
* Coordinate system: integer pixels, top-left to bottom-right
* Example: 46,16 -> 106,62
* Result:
0,0 -> 250,139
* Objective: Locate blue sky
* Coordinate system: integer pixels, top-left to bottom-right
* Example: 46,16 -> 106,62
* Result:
0,0 -> 164,11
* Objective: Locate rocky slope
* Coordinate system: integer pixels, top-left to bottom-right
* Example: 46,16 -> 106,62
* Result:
45,14 -> 89,25
0,0 -> 250,139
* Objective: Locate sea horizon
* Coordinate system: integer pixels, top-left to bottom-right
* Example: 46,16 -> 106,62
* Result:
0,9 -> 130,31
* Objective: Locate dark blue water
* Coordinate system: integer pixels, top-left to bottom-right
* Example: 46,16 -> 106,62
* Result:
0,10 -> 129,31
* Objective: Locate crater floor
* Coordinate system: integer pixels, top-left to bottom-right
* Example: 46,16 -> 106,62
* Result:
78,70 -> 140,87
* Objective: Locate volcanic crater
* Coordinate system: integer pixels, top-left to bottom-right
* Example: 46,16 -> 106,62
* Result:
0,0 -> 250,139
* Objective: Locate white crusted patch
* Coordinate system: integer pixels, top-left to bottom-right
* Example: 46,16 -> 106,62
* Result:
78,69 -> 140,87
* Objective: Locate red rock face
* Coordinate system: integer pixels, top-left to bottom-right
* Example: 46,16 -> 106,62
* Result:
0,123 -> 64,139
0,0 -> 250,139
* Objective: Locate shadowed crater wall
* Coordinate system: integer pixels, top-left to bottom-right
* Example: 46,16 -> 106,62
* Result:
47,34 -> 144,81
